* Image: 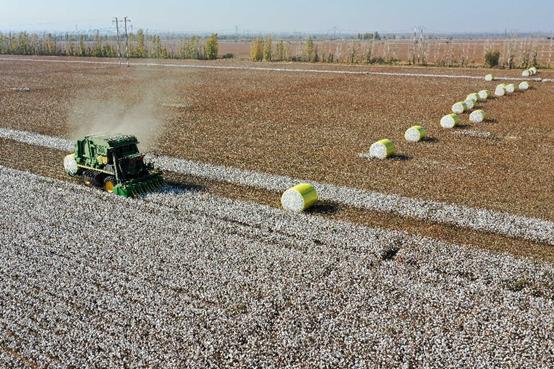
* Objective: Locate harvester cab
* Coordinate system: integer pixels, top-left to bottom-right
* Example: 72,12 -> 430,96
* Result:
63,134 -> 163,197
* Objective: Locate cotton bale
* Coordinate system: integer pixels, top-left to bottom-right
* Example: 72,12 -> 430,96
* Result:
281,183 -> 318,212
529,66 -> 538,75
369,139 -> 396,159
518,81 -> 529,91
494,84 -> 506,97
522,69 -> 530,77
466,93 -> 479,103
469,110 -> 486,123
452,101 -> 467,114
477,90 -> 490,101
404,125 -> 427,142
505,83 -> 515,94
464,99 -> 475,110
440,114 -> 460,129
485,74 -> 494,81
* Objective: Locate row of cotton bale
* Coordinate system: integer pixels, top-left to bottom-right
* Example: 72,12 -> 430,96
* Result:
282,123 -> 429,211
522,67 -> 538,77
494,81 -> 529,96
367,124 -> 431,160
282,70 -> 536,213
441,90 -> 489,128
485,67 -> 538,82
441,78 -> 531,129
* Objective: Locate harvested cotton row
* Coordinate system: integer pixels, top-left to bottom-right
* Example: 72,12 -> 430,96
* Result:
464,99 -> 475,110
495,84 -> 506,97
529,66 -> 537,75
505,83 -> 515,94
404,125 -> 427,142
440,114 -> 460,129
469,110 -> 486,123
485,74 -> 494,81
478,90 -> 490,101
281,183 -> 318,212
466,93 -> 479,103
369,139 -> 395,159
522,69 -> 530,77
519,81 -> 529,91
452,101 -> 467,114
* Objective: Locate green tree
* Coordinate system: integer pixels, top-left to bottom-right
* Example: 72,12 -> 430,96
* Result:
275,40 -> 287,61
263,36 -> 272,61
205,33 -> 219,60
136,29 -> 146,58
484,50 -> 500,68
45,33 -> 56,55
181,36 -> 202,59
78,35 -> 85,56
152,35 -> 162,58
17,32 -> 30,54
349,41 -> 359,64
93,30 -> 103,57
305,36 -> 315,62
250,38 -> 264,61
365,42 -> 373,64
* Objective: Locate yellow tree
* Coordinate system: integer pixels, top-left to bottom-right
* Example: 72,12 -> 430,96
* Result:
250,38 -> 264,61
205,33 -> 219,60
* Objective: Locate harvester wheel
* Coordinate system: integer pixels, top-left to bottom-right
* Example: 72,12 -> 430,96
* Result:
83,171 -> 102,187
82,171 -> 94,187
103,176 -> 116,193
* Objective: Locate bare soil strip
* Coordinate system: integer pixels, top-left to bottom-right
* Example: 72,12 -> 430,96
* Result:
0,56 -> 547,82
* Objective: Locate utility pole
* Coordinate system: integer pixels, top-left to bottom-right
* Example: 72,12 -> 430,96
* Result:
123,16 -> 131,66
548,32 -> 554,68
113,17 -> 122,63
418,27 -> 427,64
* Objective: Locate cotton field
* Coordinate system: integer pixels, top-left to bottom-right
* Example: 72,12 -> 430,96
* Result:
0,56 -> 553,368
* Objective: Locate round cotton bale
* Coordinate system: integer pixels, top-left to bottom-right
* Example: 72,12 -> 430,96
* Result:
522,69 -> 530,77
485,74 -> 494,81
469,110 -> 486,123
529,66 -> 538,75
494,84 -> 506,97
464,99 -> 475,110
440,114 -> 460,129
466,93 -> 479,103
477,90 -> 490,101
404,125 -> 427,142
451,101 -> 467,114
518,81 -> 529,91
505,83 -> 515,94
281,183 -> 318,212
369,139 -> 395,159
63,154 -> 79,175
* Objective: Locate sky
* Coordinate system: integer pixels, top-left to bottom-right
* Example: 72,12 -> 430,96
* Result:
1,0 -> 553,34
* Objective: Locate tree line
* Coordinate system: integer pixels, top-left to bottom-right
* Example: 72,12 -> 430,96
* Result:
0,31 -> 220,60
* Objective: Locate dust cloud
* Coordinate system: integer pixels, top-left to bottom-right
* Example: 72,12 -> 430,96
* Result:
67,69 -> 177,150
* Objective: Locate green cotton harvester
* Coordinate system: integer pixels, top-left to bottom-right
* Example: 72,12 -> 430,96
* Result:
63,134 -> 163,197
